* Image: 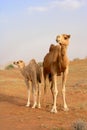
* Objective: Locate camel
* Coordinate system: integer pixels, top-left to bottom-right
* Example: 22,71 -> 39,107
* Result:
43,34 -> 71,113
13,59 -> 42,109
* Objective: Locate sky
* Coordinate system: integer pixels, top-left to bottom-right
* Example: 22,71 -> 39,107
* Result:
0,0 -> 87,65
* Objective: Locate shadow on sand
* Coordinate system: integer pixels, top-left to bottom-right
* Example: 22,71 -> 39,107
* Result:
0,93 -> 26,106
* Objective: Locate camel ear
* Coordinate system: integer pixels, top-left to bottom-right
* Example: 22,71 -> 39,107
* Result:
67,35 -> 71,38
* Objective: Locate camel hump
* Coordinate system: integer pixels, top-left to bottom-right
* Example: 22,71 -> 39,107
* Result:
49,44 -> 61,52
49,44 -> 56,52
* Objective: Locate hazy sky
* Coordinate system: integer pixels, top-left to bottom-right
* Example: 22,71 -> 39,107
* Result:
0,0 -> 87,65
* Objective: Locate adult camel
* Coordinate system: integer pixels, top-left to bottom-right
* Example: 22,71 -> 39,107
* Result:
43,34 -> 71,113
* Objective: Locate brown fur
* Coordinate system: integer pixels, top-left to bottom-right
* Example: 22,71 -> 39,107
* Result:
43,44 -> 61,80
43,34 -> 71,113
13,59 -> 42,108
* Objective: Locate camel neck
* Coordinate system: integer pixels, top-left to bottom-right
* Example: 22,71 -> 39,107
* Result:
61,45 -> 68,57
20,67 -> 25,76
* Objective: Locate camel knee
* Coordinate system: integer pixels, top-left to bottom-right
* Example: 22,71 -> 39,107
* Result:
62,88 -> 66,93
62,87 -> 66,94
53,89 -> 58,96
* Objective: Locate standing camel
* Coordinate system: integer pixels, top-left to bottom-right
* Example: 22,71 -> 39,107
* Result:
43,34 -> 71,113
13,59 -> 42,109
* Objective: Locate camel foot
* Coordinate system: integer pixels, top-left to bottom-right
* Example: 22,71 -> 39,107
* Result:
32,103 -> 37,108
51,107 -> 57,113
26,103 -> 30,107
63,107 -> 69,111
37,105 -> 41,109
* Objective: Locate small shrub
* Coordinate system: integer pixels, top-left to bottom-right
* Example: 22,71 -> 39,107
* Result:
71,120 -> 87,130
5,64 -> 14,70
73,58 -> 80,61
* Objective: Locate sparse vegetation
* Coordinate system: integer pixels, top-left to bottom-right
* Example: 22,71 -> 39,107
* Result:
73,58 -> 80,61
71,120 -> 87,130
5,64 -> 14,70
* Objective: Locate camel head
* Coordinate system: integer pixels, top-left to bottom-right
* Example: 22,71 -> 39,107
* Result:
56,34 -> 71,46
13,60 -> 25,69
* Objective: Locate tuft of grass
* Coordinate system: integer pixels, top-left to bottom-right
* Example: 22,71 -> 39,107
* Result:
71,120 -> 87,130
5,64 -> 14,70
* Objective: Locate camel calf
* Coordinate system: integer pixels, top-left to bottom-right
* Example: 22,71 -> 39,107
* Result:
43,34 -> 71,113
13,59 -> 42,108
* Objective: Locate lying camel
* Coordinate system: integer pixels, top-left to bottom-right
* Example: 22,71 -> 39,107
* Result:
43,34 -> 71,113
13,59 -> 42,108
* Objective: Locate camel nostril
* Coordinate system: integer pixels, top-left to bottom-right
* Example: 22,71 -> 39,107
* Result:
59,43 -> 62,45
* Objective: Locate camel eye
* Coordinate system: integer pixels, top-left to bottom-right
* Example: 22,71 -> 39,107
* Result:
64,37 -> 67,40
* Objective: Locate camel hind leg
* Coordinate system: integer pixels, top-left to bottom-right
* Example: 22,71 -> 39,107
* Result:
37,83 -> 41,108
51,74 -> 58,113
32,89 -> 37,108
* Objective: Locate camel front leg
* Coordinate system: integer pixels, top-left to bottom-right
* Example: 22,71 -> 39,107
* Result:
32,83 -> 37,108
32,90 -> 37,108
62,67 -> 69,111
51,74 -> 58,113
25,79 -> 31,107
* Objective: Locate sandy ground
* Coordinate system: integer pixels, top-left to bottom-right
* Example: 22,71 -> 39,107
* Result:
0,59 -> 87,130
